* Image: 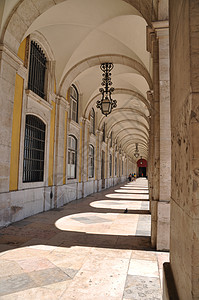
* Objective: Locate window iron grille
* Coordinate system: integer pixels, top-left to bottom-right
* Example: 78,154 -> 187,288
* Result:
89,145 -> 94,178
70,85 -> 79,123
23,115 -> 45,182
68,135 -> 77,179
28,41 -> 47,99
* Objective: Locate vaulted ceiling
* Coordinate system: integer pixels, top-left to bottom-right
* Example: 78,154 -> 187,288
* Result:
1,0 -> 155,160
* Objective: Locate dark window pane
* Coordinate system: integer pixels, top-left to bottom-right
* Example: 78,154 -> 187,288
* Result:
28,41 -> 46,99
67,135 -> 77,179
23,115 -> 45,182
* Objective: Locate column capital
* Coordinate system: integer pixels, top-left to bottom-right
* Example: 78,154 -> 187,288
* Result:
55,95 -> 69,111
82,117 -> 90,128
96,130 -> 103,137
152,21 -> 169,38
0,43 -> 22,71
147,90 -> 154,101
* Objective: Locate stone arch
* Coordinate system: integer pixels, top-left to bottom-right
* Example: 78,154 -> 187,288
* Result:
98,107 -> 150,130
107,119 -> 149,136
114,127 -> 149,141
84,88 -> 151,119
29,31 -> 55,62
123,139 -> 148,151
1,0 -> 158,54
124,144 -> 148,157
59,54 -> 153,97
117,133 -> 148,145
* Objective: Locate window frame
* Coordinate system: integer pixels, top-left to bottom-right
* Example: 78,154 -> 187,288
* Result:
22,115 -> 46,183
69,84 -> 79,123
110,131 -> 113,147
115,156 -> 117,176
67,135 -> 77,179
88,144 -> 95,178
102,123 -> 105,142
109,154 -> 112,177
28,40 -> 47,99
90,108 -> 95,135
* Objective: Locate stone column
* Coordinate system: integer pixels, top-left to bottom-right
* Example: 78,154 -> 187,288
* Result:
0,45 -> 22,193
112,144 -> 115,183
153,21 -> 171,250
82,118 -> 90,196
96,130 -> 103,191
165,1 -> 199,299
147,27 -> 160,249
54,96 -> 69,207
147,91 -> 154,213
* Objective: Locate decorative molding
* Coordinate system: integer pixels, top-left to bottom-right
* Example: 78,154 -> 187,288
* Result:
0,43 -> 22,70
26,89 -> 52,111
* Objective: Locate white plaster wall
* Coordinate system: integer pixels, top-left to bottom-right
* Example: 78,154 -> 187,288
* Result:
77,182 -> 83,199
108,177 -> 114,187
0,187 -> 46,227
57,183 -> 77,207
83,180 -> 95,197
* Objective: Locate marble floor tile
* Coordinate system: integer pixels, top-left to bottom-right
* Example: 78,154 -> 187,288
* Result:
128,259 -> 159,277
0,273 -> 36,296
0,179 -> 169,300
123,275 -> 161,300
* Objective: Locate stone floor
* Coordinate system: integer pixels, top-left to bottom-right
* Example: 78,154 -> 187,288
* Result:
0,178 -> 169,299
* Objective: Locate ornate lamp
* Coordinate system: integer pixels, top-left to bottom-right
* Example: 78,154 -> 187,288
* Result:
96,63 -> 117,116
134,143 -> 139,158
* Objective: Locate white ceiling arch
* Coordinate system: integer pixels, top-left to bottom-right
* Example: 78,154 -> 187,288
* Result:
84,88 -> 151,119
114,128 -> 149,141
107,119 -> 149,137
0,0 -> 156,161
98,108 -> 150,130
0,0 -> 158,54
117,133 -> 148,145
59,54 -> 153,97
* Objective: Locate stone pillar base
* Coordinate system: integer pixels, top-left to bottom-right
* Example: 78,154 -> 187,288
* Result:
163,262 -> 179,300
157,201 -> 170,250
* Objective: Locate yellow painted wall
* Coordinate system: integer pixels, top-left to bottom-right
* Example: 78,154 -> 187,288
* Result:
79,122 -> 82,182
112,151 -> 114,178
87,127 -> 89,181
105,144 -> 108,179
95,136 -> 98,180
17,38 -> 27,62
9,74 -> 24,191
63,111 -> 68,184
48,101 -> 56,186
66,88 -> 70,102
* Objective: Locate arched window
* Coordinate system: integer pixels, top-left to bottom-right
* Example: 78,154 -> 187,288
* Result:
115,156 -> 117,176
90,108 -> 95,135
89,145 -> 94,178
28,41 -> 47,99
70,85 -> 78,122
68,135 -> 77,179
23,115 -> 46,182
102,123 -> 105,142
110,131 -> 113,147
109,154 -> 112,177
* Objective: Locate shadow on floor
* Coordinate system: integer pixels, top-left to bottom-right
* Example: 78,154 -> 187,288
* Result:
0,182 -> 153,253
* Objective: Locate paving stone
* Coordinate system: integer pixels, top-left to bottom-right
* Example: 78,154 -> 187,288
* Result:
71,216 -> 112,224
28,267 -> 70,286
0,273 -> 36,296
123,275 -> 161,299
0,180 -> 168,299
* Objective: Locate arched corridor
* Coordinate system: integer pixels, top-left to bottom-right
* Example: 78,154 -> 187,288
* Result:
0,0 -> 199,299
0,178 -> 169,299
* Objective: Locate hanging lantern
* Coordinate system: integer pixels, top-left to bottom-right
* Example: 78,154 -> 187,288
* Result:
134,143 -> 139,158
96,63 -> 117,116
